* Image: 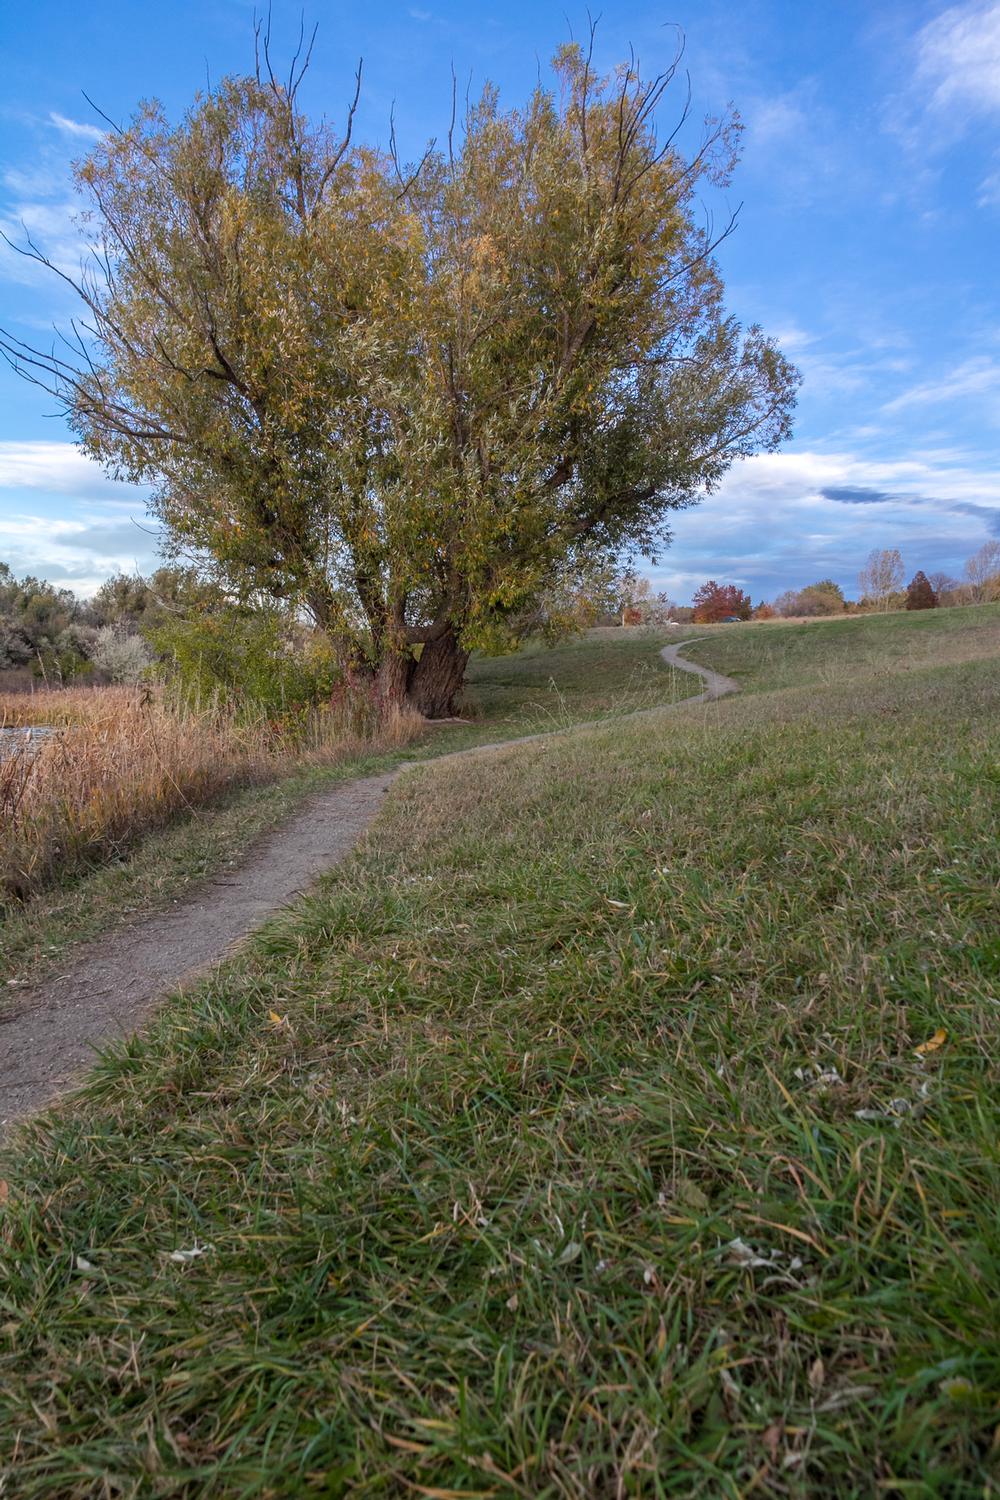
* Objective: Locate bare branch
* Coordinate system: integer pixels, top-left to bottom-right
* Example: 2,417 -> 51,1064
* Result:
313,57 -> 363,211
80,91 -> 123,136
389,105 -> 435,202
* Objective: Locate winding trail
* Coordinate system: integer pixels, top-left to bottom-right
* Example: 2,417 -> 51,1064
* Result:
0,637 -> 737,1131
659,638 -> 739,702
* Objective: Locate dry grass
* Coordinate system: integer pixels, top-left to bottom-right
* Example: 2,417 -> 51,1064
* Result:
0,682 -> 112,727
0,685 -> 419,906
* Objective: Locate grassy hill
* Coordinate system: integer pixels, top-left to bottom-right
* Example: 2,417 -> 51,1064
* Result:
1,612 -> 998,1496
680,601 -> 1000,696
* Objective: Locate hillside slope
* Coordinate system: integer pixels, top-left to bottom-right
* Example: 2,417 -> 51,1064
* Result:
1,616 -> 998,1496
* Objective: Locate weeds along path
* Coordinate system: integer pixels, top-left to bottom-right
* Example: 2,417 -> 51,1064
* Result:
0,638 -> 736,1131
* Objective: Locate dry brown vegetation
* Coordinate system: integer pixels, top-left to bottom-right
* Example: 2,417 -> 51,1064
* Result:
0,685 -> 419,906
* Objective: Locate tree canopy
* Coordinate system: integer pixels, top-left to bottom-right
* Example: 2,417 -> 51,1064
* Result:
905,571 -> 937,611
1,31 -> 799,714
691,580 -> 751,622
858,548 -> 904,613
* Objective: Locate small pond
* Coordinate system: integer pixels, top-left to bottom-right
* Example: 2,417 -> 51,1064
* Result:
0,725 -> 58,760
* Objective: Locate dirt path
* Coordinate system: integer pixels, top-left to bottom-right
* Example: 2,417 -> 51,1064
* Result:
0,771 -> 397,1128
0,639 -> 735,1131
659,638 -> 740,701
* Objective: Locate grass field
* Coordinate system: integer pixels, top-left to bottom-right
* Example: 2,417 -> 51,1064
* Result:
1,615 -> 999,1496
684,602 -> 1000,696
0,629 -> 685,988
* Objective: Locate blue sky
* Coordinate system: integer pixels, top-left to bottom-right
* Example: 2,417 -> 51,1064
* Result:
1,0 -> 998,603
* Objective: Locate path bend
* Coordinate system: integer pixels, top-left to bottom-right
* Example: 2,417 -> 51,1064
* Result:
659,638 -> 739,702
0,636 -> 734,1130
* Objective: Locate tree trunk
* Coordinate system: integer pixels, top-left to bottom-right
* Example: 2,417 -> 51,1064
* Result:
374,648 -> 411,714
407,627 -> 470,718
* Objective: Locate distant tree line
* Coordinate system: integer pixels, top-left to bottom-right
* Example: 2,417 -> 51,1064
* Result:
5,529 -> 997,695
635,538 -> 1000,627
0,563 -> 218,686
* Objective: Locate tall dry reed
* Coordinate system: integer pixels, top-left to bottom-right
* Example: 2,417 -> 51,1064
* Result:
0,685 -> 419,906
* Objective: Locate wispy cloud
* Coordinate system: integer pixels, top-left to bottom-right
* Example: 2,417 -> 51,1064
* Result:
914,1 -> 1000,118
978,162 -> 1000,205
0,108 -> 100,289
47,112 -> 104,142
0,191 -> 91,286
741,82 -> 862,208
887,0 -> 1000,200
881,355 -> 1000,415
649,447 -> 1000,601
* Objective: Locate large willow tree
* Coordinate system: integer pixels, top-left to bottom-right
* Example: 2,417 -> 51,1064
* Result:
1,36 -> 798,715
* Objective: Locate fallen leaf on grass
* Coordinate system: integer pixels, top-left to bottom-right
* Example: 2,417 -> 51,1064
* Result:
166,1242 -> 214,1264
793,1065 -> 843,1090
673,1178 -> 710,1212
726,1237 -> 778,1269
915,1028 -> 947,1057
761,1422 -> 784,1462
267,1010 -> 287,1027
0,1179 -> 8,1206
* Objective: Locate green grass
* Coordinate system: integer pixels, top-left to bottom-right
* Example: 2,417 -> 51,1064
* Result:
1,617 -> 998,1496
684,602 -> 1000,696
0,754 -> 398,993
464,626 -> 682,724
0,629 -> 685,990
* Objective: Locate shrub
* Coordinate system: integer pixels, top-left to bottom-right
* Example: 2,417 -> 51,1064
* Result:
796,579 -> 846,616
692,581 -> 752,623
91,626 -> 153,684
906,571 -> 938,610
150,607 -> 338,720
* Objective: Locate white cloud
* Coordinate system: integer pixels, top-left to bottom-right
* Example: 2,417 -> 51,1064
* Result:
48,112 -> 104,142
649,447 -> 1000,601
0,443 -> 158,594
915,1 -> 1000,117
0,442 -> 142,501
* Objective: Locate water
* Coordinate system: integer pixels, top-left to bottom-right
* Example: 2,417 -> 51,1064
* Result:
0,725 -> 57,760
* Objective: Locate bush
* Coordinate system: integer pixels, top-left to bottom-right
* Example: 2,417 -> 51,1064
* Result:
150,607 -> 338,721
692,581 -> 752,623
91,626 -> 152,684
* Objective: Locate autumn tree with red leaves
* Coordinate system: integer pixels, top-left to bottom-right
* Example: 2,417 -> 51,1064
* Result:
905,571 -> 938,610
691,581 -> 752,622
